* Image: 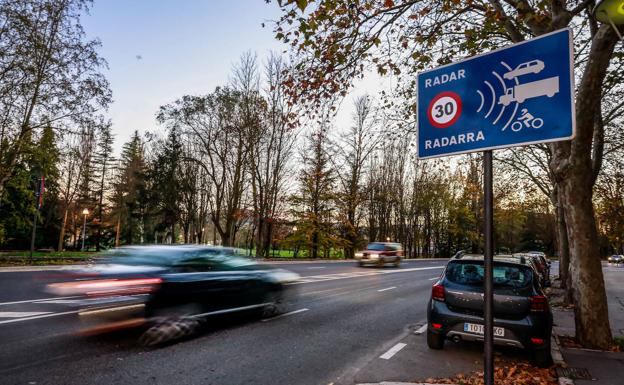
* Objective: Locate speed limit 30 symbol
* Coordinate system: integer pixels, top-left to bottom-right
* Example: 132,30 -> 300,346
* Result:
427,91 -> 462,129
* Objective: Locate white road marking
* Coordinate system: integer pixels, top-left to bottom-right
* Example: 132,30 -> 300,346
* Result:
0,295 -> 81,306
0,311 -> 51,318
34,299 -> 82,304
377,286 -> 397,292
414,324 -> 428,335
289,266 -> 444,285
307,267 -> 326,269
261,308 -> 309,322
379,342 -> 407,359
428,277 -> 439,281
0,310 -> 80,325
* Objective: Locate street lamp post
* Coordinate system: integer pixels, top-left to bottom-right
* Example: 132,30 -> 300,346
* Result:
81,208 -> 89,251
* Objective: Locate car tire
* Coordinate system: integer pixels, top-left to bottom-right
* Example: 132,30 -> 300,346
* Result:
532,347 -> 553,368
358,261 -> 365,267
427,329 -> 444,350
394,258 -> 401,267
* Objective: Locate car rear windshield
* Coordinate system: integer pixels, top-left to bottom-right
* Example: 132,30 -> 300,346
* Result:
446,261 -> 532,289
366,243 -> 386,251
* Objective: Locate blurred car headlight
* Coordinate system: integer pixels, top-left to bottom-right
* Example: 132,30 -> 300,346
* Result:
355,252 -> 363,258
267,269 -> 300,284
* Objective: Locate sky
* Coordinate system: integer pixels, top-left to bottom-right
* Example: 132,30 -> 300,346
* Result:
81,0 -> 386,153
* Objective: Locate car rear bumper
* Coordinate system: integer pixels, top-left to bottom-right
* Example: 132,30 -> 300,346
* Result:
427,300 -> 552,350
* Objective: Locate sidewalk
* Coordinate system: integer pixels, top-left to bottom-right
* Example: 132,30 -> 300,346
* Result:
551,264 -> 624,384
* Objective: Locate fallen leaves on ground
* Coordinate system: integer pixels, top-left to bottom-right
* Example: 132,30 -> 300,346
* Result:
423,360 -> 557,385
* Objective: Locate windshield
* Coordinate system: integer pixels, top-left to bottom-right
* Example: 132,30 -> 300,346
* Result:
446,262 -> 532,289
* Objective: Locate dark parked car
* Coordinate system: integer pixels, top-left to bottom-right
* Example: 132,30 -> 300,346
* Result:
355,242 -> 403,267
515,252 -> 550,288
427,253 -> 553,367
47,245 -> 300,340
608,255 -> 624,264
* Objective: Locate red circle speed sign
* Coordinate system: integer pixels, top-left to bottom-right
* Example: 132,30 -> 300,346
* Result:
427,91 -> 462,129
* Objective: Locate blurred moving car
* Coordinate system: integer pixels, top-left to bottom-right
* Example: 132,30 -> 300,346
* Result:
608,255 -> 624,264
427,253 -> 553,367
355,242 -> 403,267
47,245 -> 300,338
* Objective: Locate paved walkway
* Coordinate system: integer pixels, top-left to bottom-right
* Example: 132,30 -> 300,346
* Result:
553,262 -> 624,384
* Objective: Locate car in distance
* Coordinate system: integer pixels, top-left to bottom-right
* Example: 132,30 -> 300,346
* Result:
516,252 -> 551,288
355,242 -> 403,267
47,245 -> 300,339
426,253 -> 553,367
608,255 -> 624,264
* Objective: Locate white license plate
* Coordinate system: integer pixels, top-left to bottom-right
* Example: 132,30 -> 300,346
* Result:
463,323 -> 504,337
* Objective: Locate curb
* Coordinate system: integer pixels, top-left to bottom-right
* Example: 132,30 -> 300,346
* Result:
551,334 -> 575,385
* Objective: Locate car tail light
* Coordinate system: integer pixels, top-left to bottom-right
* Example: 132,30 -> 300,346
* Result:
431,323 -> 442,329
530,295 -> 547,312
431,283 -> 445,302
531,337 -> 545,345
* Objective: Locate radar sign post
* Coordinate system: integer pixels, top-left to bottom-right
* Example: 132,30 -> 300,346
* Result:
416,28 -> 575,385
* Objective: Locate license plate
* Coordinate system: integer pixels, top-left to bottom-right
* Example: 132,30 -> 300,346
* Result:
463,323 -> 504,337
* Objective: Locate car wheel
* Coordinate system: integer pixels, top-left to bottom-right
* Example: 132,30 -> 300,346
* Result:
139,317 -> 201,347
262,290 -> 286,318
394,258 -> 401,267
358,261 -> 365,267
532,346 -> 553,368
427,329 -> 444,350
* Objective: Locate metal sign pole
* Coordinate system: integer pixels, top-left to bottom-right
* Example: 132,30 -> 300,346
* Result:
483,150 -> 494,385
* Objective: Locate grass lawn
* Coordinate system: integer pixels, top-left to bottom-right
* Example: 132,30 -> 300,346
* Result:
0,250 -> 95,259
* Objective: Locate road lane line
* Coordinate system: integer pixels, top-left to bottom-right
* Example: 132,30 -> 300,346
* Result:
428,277 -> 439,281
0,310 -> 80,325
261,308 -> 309,322
0,311 -> 52,318
379,343 -> 407,359
377,286 -> 397,292
0,295 -> 81,306
289,266 -> 444,285
414,324 -> 428,334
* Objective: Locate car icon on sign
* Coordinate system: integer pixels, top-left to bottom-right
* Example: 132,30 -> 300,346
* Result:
503,60 -> 545,79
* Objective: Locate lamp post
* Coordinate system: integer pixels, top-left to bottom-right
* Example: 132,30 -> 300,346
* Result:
594,0 -> 624,40
81,208 -> 89,251
292,226 -> 298,257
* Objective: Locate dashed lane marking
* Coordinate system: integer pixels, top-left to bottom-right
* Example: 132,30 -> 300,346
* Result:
414,324 -> 428,335
379,342 -> 407,359
0,295 -> 81,306
0,311 -> 51,318
0,310 -> 79,325
428,277 -> 439,281
377,286 -> 397,292
261,308 -> 309,322
290,266 -> 444,285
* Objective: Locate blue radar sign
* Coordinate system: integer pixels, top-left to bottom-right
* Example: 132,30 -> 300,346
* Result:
417,28 -> 575,159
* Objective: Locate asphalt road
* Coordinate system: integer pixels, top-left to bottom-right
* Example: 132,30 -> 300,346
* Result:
0,259 -> 447,385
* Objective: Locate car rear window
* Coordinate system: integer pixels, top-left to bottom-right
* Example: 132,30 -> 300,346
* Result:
366,243 -> 386,251
446,262 -> 532,289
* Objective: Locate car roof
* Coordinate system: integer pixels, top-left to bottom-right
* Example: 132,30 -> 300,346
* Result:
450,253 -> 530,267
102,245 -> 241,260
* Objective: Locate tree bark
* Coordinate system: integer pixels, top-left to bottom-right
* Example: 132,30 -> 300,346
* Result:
555,191 -> 572,304
550,24 -> 619,349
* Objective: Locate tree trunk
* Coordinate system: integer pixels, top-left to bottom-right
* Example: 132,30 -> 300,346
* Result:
560,168 -> 612,349
58,208 -> 68,251
555,192 -> 572,304
115,215 -> 121,247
